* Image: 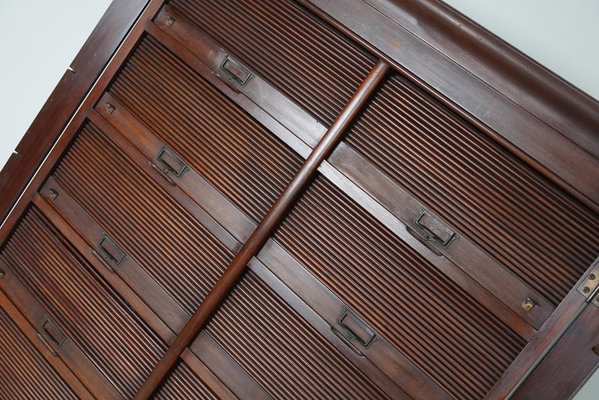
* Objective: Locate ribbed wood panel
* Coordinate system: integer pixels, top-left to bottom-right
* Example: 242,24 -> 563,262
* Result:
53,122 -> 234,315
154,362 -> 219,400
1,207 -> 166,398
168,0 -> 376,126
206,272 -> 392,400
0,306 -> 78,400
275,175 -> 527,400
344,74 -> 599,305
110,36 -> 302,222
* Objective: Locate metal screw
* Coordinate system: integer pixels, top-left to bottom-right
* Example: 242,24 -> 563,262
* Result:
583,286 -> 591,294
590,274 -> 597,280
521,297 -> 536,312
165,16 -> 175,27
105,103 -> 116,115
0,269 -> 5,279
49,189 -> 59,201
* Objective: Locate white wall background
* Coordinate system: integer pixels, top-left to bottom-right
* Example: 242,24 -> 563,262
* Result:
0,0 -> 597,398
0,0 -> 112,172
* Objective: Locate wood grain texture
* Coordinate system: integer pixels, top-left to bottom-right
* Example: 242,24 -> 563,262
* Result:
205,271 -> 396,400
344,73 -> 599,306
303,0 -> 599,211
53,122 -> 234,316
132,60 -> 390,399
0,302 -> 80,400
512,302 -> 599,400
0,0 -> 598,398
169,0 -> 377,126
153,362 -> 221,400
1,207 -> 166,398
275,175 -> 526,400
109,35 -> 303,222
364,0 -> 599,157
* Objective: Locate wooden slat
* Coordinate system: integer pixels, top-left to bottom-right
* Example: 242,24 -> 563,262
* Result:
0,0 -> 167,245
302,0 -> 599,211
37,181 -> 189,334
246,256 -> 423,399
190,332 -> 273,400
94,98 -> 255,244
153,4 -> 327,147
141,14 -> 537,339
33,195 -> 244,400
512,299 -> 599,399
166,0 -> 377,127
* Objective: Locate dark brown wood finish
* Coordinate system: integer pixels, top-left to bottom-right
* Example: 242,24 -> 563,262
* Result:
300,0 -> 599,213
139,6 -> 540,343
31,193 -> 249,400
0,0 -> 168,245
0,0 -> 598,399
133,60 -> 391,399
0,290 -> 93,400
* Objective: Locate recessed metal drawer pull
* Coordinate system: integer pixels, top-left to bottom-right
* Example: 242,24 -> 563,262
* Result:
220,56 -> 253,86
98,235 -> 127,266
414,209 -> 457,248
333,309 -> 378,354
37,316 -> 68,356
156,147 -> 188,178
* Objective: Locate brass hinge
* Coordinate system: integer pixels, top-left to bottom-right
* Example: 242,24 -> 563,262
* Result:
577,257 -> 599,307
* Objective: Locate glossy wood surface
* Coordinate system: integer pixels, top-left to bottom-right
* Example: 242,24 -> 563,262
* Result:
0,0 -> 598,399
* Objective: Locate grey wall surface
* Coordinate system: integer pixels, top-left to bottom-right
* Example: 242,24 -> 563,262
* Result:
0,0 -> 112,171
0,0 -> 597,398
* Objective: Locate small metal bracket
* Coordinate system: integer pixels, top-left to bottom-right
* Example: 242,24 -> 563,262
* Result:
98,235 -> 127,266
335,308 -> 378,349
105,103 -> 116,115
157,147 -> 188,178
40,316 -> 68,349
521,297 -> 537,312
414,209 -> 457,248
577,257 -> 599,306
220,56 -> 253,87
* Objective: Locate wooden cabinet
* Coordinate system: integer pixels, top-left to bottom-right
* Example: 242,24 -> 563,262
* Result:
1,1 -> 598,399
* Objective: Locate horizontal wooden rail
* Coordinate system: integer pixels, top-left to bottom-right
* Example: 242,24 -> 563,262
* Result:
133,59 -> 390,399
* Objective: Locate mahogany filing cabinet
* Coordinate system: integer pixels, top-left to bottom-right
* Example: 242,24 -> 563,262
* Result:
1,1 -> 598,399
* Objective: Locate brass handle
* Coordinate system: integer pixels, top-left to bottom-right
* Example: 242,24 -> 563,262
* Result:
149,161 -> 176,186
331,326 -> 364,357
37,317 -> 68,356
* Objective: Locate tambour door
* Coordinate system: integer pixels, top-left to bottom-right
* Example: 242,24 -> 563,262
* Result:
0,301 -> 82,400
0,206 -> 167,398
336,72 -> 599,314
